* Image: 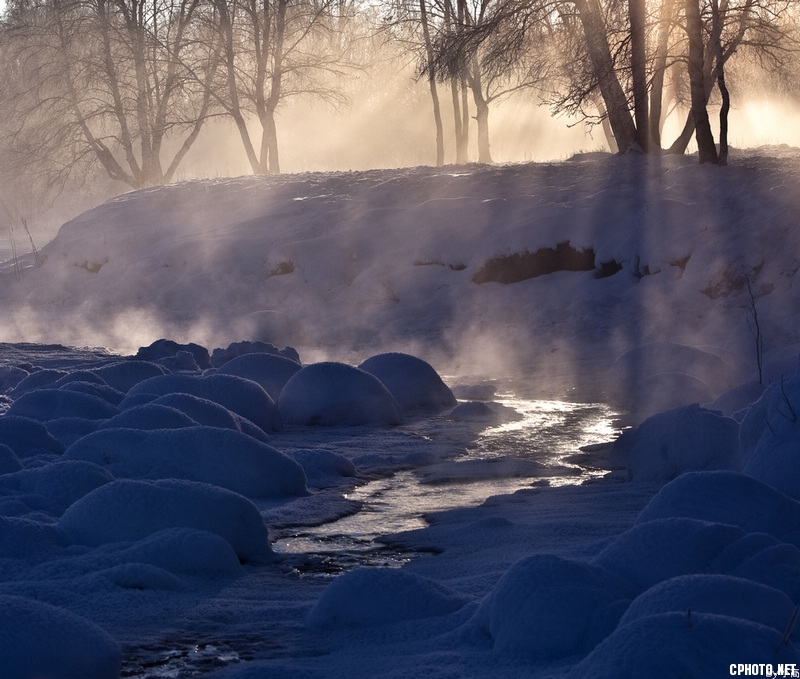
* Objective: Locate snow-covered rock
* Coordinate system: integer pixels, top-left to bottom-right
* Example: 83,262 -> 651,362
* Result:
62,427 -> 307,499
216,352 -> 302,401
619,574 -> 796,635
626,405 -> 739,483
636,471 -> 800,546
308,567 -> 465,627
91,360 -> 168,392
6,389 -> 119,422
279,362 -> 402,426
0,595 -> 121,679
358,352 -> 456,413
59,479 -> 275,564
567,611 -> 799,679
124,373 -> 281,432
470,554 -> 634,658
0,416 -> 64,457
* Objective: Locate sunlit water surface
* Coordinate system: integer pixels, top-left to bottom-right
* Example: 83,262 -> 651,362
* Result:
273,395 -> 619,573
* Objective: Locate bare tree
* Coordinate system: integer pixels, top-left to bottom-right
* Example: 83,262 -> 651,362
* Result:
1,0 -> 221,189
207,0 -> 358,175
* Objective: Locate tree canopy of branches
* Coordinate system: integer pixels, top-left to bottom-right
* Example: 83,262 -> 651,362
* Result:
207,0 -> 360,175
1,0 -> 221,189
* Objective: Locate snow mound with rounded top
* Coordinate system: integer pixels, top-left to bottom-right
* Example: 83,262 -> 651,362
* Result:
0,416 -> 64,457
62,427 -> 307,499
59,478 -> 275,564
470,554 -> 635,658
566,611 -> 799,679
6,389 -> 119,422
592,517 -> 746,591
125,373 -> 281,432
358,352 -> 456,413
619,574 -> 796,635
279,362 -> 402,426
97,403 -> 199,430
90,360 -> 168,392
626,405 -> 738,482
0,595 -> 121,679
217,352 -> 302,400
636,471 -> 800,545
308,567 -> 465,627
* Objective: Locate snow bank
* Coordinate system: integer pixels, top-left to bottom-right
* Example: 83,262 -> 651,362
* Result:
62,427 -> 307,499
566,611 -> 799,679
358,352 -> 456,413
308,567 -> 465,627
59,479 -> 275,564
0,595 -> 121,679
125,373 -> 282,432
58,380 -> 125,406
470,554 -> 634,659
626,405 -> 739,483
217,352 -> 302,400
279,362 -> 402,426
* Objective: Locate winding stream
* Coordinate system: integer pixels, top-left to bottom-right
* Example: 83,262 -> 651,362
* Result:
272,395 -> 621,574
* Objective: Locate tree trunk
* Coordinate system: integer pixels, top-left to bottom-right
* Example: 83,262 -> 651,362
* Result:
712,0 -> 729,165
649,0 -> 676,149
420,0 -> 444,166
468,59 -> 492,163
573,0 -> 636,153
686,0 -> 717,163
629,0 -> 649,152
451,79 -> 467,164
475,99 -> 492,163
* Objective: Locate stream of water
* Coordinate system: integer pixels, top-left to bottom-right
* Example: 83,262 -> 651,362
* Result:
272,395 -> 620,574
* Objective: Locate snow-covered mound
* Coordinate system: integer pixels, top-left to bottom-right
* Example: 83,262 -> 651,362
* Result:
62,427 -> 307,498
625,405 -> 739,482
636,471 -> 800,545
358,352 -> 456,413
216,352 -> 302,401
0,595 -> 121,679
567,611 -> 799,679
59,479 -> 276,564
618,574 -> 796,635
308,567 -> 466,627
124,373 -> 281,432
469,554 -> 634,659
278,362 -> 402,426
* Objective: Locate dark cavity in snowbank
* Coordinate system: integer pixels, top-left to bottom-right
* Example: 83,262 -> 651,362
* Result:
471,240 -> 621,284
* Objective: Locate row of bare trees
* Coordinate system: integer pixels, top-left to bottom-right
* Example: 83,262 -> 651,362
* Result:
0,0 -> 798,203
399,0 -> 798,166
0,0 -> 359,194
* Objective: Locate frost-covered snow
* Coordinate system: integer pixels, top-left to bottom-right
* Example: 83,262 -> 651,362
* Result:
3,150 -> 800,677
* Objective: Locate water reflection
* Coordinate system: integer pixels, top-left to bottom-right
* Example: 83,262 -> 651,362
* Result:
274,396 -> 621,572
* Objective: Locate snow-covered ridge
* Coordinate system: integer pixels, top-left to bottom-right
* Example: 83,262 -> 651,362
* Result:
3,150 -> 800,407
